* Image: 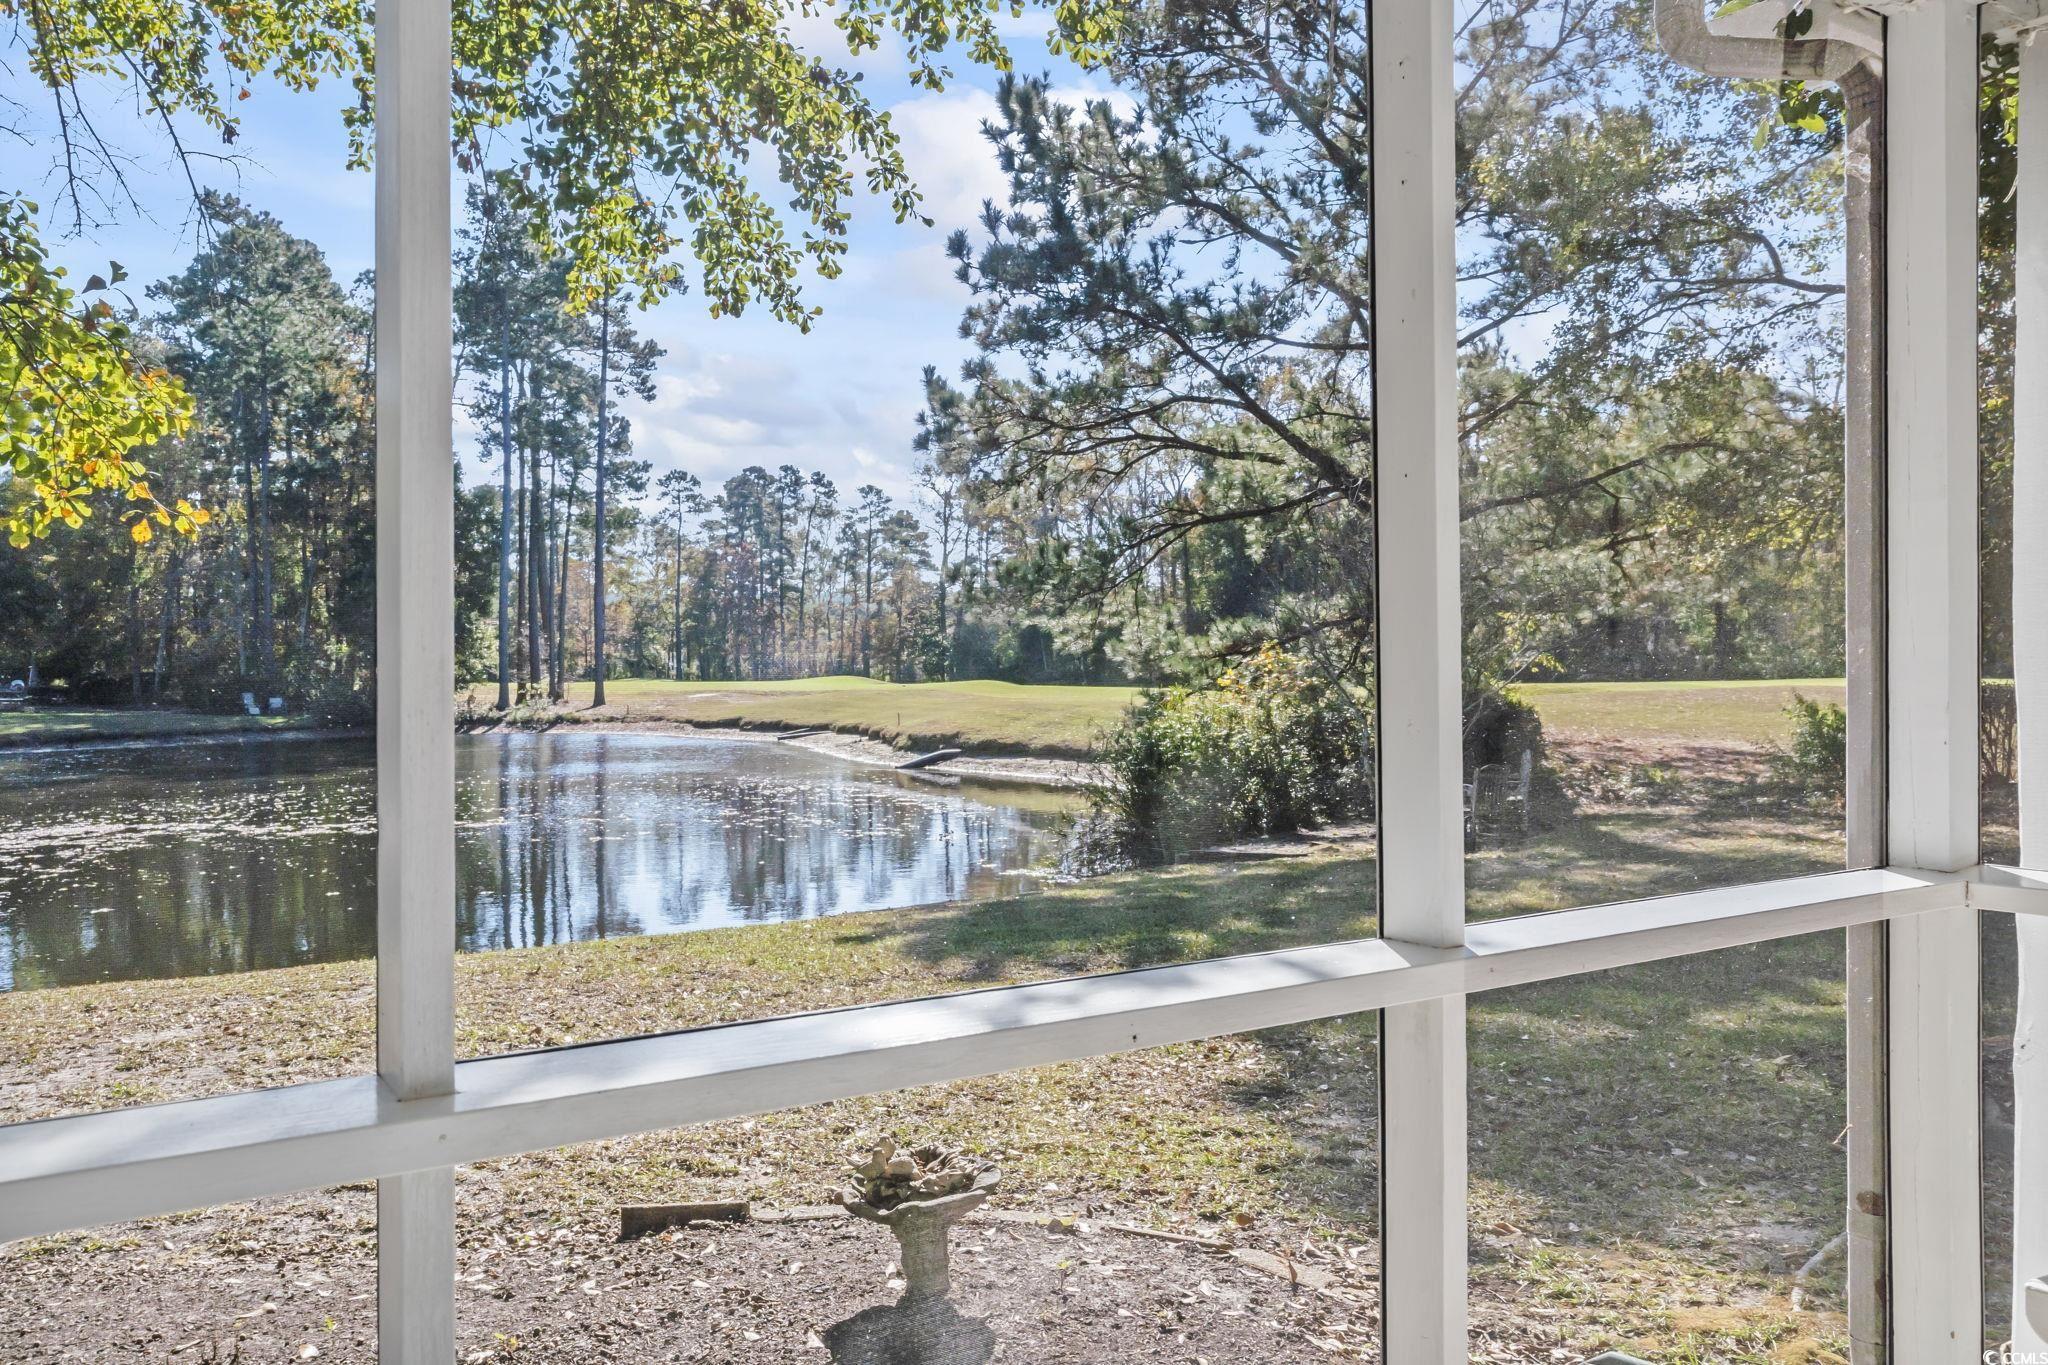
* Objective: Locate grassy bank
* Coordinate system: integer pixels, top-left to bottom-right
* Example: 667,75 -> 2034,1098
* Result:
4,804 -> 1863,1361
477,674 -> 1841,758
0,706 -> 311,748
479,676 -> 1145,757
0,677 -> 1848,758
1514,678 -> 1846,746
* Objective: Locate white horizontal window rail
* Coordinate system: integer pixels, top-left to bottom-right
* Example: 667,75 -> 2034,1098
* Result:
3,863 -> 2032,1247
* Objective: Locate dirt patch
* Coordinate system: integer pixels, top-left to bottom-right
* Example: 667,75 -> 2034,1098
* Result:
468,1213 -> 1380,1364
12,1187 -> 1756,1363
6,1194 -> 1385,1364
1548,730 -> 1778,801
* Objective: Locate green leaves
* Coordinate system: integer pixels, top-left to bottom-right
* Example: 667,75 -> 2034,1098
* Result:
3,0 -> 1126,557
0,195 -> 197,549
9,0 -> 1124,326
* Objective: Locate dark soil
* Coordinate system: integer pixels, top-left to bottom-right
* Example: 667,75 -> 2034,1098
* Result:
5,1195 -> 1385,1364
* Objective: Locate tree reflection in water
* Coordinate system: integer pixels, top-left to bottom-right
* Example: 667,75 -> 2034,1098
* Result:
0,731 -> 1073,989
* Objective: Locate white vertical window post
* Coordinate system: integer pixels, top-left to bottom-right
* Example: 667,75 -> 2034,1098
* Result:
374,0 -> 458,1353
1884,0 -> 1983,1353
1370,0 -> 1467,1356
2010,23 -> 2048,1357
1839,55 -> 1889,1363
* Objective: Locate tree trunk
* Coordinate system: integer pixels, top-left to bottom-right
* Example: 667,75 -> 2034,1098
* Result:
254,383 -> 276,690
238,389 -> 254,679
153,549 -> 183,700
515,403 -> 531,701
297,529 -> 313,685
554,460 -> 578,700
592,302 -> 612,706
127,545 -> 144,703
526,417 -> 545,697
496,318 -> 514,710
1180,537 -> 1195,634
935,501 -> 952,680
673,511 -> 685,680
795,516 -> 814,677
862,539 -> 875,676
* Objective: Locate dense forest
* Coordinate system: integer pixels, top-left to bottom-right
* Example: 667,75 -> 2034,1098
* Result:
1,0 -> 2020,710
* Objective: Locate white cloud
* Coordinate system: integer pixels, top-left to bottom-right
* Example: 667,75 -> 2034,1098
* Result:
846,444 -> 922,505
886,89 -> 1010,234
642,371 -> 724,414
779,0 -> 908,78
991,9 -> 1056,42
617,338 -> 923,504
1047,83 -> 1139,122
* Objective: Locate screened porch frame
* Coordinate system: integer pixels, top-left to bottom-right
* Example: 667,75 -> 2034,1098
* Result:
3,0 -> 2041,1360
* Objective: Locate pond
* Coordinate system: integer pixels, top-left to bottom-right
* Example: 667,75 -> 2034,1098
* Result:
0,731 -> 1079,991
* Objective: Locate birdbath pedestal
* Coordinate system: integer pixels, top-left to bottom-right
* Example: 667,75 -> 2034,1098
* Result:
842,1169 -> 999,1302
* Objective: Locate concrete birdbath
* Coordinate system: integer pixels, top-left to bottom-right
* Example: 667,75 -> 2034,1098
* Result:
839,1139 -> 999,1302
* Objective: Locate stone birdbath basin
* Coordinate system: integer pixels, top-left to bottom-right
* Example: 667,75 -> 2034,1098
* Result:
840,1139 -> 999,1302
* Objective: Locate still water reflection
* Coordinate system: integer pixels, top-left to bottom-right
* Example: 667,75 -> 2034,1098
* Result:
0,732 -> 1075,990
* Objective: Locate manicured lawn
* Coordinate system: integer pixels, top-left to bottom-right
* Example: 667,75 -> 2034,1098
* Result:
0,676 -> 1857,756
484,676 -> 1145,758
0,707 -> 307,747
1517,678 -> 1847,747
484,674 -> 1848,757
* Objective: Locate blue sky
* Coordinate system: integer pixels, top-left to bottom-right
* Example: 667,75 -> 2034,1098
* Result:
1,13 -> 1114,512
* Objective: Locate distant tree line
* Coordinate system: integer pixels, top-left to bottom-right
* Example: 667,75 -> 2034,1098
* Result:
2,196 -> 387,709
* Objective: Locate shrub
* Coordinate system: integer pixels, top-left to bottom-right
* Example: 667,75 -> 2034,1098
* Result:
306,685 -> 374,728
68,673 -> 133,706
1780,693 -> 1847,794
1983,679 -> 2018,785
1462,683 -> 1569,840
1464,685 -> 1546,774
1779,686 -> 2019,797
1093,644 -> 1372,862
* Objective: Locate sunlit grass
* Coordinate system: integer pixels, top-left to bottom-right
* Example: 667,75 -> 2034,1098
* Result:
5,675 -> 1855,757
0,707 -> 307,745
486,674 -> 1851,757
500,677 -> 1147,757
1517,678 -> 1847,746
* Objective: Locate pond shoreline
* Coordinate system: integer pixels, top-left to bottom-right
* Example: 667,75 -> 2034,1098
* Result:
0,722 -> 357,759
465,716 -> 1106,790
2,708 -> 1103,789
